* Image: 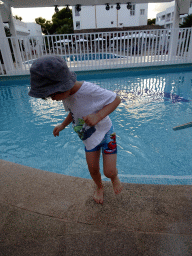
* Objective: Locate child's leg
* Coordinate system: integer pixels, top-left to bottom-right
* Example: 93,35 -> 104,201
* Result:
86,150 -> 104,204
103,153 -> 122,194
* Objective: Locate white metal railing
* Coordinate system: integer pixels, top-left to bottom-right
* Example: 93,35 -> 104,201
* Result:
0,61 -> 4,75
0,28 -> 192,76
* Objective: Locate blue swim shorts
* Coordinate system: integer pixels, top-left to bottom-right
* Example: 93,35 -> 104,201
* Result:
85,126 -> 117,154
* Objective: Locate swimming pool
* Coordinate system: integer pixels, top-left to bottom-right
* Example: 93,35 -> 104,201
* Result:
64,53 -> 120,61
1,65 -> 192,185
24,53 -> 120,65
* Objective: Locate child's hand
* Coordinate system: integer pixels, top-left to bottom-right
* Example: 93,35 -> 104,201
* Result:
53,124 -> 64,137
83,114 -> 100,127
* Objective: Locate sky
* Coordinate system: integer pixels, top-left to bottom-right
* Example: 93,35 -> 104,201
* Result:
11,2 -> 175,23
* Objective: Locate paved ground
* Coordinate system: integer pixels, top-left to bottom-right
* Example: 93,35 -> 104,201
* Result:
0,159 -> 192,255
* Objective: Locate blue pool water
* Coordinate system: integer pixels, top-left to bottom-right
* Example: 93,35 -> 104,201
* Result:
25,53 -> 119,65
64,53 -> 119,61
1,65 -> 192,185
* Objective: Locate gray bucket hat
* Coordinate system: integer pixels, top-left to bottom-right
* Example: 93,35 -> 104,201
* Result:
28,55 -> 77,98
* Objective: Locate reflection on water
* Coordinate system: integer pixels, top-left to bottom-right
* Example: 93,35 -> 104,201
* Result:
1,68 -> 192,184
29,97 -> 66,125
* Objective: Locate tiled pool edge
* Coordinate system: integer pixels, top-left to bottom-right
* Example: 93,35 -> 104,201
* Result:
1,63 -> 192,83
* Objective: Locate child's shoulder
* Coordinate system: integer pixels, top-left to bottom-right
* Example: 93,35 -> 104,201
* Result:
80,81 -> 113,98
82,81 -> 101,89
80,81 -> 98,92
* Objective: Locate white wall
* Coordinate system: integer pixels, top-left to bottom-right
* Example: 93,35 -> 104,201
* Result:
156,10 -> 167,27
27,22 -> 42,37
96,5 -> 117,28
189,5 -> 192,14
72,3 -> 148,30
81,6 -> 96,29
139,4 -> 148,26
118,4 -> 136,27
13,18 -> 30,36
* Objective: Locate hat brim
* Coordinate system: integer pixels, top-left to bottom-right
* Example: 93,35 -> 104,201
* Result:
28,71 -> 77,98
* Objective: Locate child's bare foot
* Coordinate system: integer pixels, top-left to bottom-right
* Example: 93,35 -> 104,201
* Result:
111,176 -> 123,194
93,187 -> 104,204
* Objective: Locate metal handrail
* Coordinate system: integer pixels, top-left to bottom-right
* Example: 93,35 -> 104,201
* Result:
0,27 -> 192,76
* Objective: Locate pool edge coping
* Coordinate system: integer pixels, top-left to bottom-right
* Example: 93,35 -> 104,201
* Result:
1,158 -> 192,240
1,63 -> 192,82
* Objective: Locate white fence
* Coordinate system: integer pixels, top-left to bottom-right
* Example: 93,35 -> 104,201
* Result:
0,28 -> 192,76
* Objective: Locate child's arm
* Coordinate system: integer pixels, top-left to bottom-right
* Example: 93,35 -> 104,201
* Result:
83,96 -> 121,127
53,112 -> 73,137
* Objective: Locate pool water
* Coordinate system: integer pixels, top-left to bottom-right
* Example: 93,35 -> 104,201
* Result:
24,53 -> 119,65
1,66 -> 192,185
64,53 -> 119,61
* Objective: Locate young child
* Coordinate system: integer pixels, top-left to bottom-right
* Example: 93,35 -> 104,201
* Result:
28,55 -> 122,204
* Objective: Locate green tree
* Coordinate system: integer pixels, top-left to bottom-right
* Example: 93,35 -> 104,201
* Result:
14,15 -> 22,21
35,17 -> 53,35
147,18 -> 156,25
52,7 -> 73,34
180,14 -> 192,28
35,7 -> 73,35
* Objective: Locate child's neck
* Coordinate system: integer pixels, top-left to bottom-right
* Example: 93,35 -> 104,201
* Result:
70,81 -> 83,96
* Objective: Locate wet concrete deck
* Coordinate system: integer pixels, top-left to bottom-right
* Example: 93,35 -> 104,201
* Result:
0,159 -> 192,255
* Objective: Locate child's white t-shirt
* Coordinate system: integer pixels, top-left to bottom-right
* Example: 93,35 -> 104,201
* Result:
62,81 -> 117,150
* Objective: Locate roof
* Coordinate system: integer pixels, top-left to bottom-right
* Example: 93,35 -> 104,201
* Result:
1,0 -> 173,8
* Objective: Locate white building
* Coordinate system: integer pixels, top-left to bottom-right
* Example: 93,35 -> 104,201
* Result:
11,18 -> 30,36
3,19 -> 42,38
0,3 -> 42,36
0,2 -> 43,59
156,1 -> 192,29
72,3 -> 148,31
25,22 -> 42,37
3,18 -> 43,56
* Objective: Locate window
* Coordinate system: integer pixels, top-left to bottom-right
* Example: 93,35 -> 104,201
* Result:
111,21 -> 114,24
76,21 -> 80,29
166,13 -> 171,22
140,9 -> 145,15
119,23 -> 123,26
130,4 -> 135,16
111,5 -> 113,8
190,1 -> 192,8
